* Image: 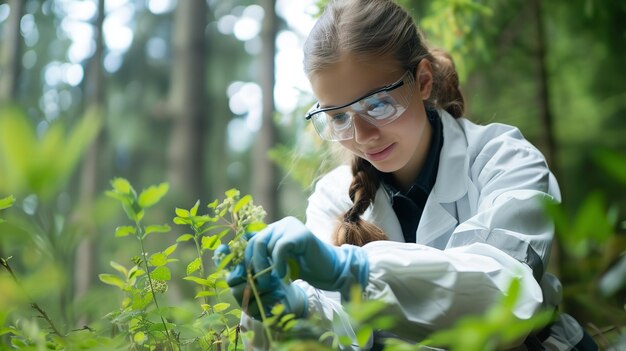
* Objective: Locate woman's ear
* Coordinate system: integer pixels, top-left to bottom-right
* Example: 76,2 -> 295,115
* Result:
415,59 -> 433,100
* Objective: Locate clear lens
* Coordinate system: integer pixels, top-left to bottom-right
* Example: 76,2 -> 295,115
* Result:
308,71 -> 415,141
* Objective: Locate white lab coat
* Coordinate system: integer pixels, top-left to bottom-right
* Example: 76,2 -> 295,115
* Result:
243,110 -> 584,350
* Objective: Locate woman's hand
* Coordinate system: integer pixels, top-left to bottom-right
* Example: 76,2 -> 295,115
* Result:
214,244 -> 307,320
246,216 -> 369,300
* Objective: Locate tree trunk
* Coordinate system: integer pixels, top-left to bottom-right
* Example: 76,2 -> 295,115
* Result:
253,0 -> 279,221
530,0 -> 557,172
73,0 -> 105,326
167,0 -> 208,204
530,0 -> 562,277
0,0 -> 25,101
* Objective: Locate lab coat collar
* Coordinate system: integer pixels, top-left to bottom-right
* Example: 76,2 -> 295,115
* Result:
414,110 -> 469,245
371,110 -> 470,245
431,110 -> 470,203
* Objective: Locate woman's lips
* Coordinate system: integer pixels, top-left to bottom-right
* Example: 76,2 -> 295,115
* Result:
365,143 -> 395,162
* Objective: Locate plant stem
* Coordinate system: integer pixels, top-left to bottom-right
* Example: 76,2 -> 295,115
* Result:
246,267 -> 274,345
192,233 -> 209,305
136,228 -> 178,351
0,257 -> 64,338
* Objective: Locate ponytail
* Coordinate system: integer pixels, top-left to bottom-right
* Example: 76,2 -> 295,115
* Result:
333,157 -> 388,246
427,48 -> 465,118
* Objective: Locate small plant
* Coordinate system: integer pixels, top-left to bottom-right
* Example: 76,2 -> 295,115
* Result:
173,188 -> 268,349
103,179 -> 302,350
103,178 -> 177,350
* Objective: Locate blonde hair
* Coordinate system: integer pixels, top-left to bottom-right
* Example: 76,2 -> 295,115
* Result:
304,0 -> 465,246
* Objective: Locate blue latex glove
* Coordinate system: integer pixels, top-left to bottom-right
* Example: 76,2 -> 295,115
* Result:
213,244 -> 307,320
245,216 -> 369,301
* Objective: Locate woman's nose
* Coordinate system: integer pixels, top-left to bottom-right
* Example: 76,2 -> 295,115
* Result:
352,114 -> 381,144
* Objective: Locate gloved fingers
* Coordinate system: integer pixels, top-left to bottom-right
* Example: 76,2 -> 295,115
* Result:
268,235 -> 296,279
242,231 -> 255,241
225,263 -> 247,287
212,244 -> 231,267
239,289 -> 287,320
248,231 -> 275,289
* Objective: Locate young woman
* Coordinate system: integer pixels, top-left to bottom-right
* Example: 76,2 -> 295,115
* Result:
221,0 -> 596,349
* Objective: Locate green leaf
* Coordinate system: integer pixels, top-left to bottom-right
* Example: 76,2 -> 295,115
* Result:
149,253 -> 168,267
121,200 -> 143,223
175,208 -> 190,218
216,253 -> 234,271
215,280 -> 229,290
173,217 -> 190,225
207,199 -> 219,209
137,182 -> 169,209
194,290 -> 216,298
150,266 -> 171,281
145,224 -> 170,235
280,313 -> 295,326
594,148 -> 626,185
0,195 -> 15,210
287,258 -> 300,281
104,190 -> 127,202
163,244 -> 178,256
183,276 -> 211,286
233,194 -> 252,214
115,226 -> 136,237
186,258 -> 202,275
109,261 -> 128,277
201,235 -> 220,251
190,200 -> 200,216
213,302 -> 230,313
176,233 -> 194,242
225,188 -> 239,199
271,304 -> 285,316
133,331 -> 146,345
191,214 -> 213,227
128,266 -> 145,280
338,335 -> 353,346
99,274 -> 126,289
245,222 -> 266,233
111,178 -> 133,195
356,326 -> 373,348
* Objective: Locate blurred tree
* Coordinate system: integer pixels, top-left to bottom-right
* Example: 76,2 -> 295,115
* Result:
529,0 -> 556,171
253,0 -> 279,221
166,0 -> 208,204
0,0 -> 24,101
73,0 -> 105,326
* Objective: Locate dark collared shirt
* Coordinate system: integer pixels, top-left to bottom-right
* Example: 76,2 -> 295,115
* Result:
377,109 -> 444,243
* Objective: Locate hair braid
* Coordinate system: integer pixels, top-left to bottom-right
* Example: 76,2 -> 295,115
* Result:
333,157 -> 388,246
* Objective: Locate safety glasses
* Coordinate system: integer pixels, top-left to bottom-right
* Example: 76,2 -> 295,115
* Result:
305,71 -> 415,141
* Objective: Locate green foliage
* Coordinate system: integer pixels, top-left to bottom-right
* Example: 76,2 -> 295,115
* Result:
3,177 -> 624,349
543,148 -> 626,343
0,106 -> 101,201
0,195 -> 14,224
545,192 -> 616,258
406,0 -> 493,81
417,279 -> 552,351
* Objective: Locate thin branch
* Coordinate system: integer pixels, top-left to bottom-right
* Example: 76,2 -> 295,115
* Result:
1,257 -> 64,338
136,230 -> 178,351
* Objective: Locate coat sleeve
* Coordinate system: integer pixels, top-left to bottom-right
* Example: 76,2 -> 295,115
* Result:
449,128 -> 559,281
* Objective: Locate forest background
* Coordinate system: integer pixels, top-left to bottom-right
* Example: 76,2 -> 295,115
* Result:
0,0 -> 625,349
